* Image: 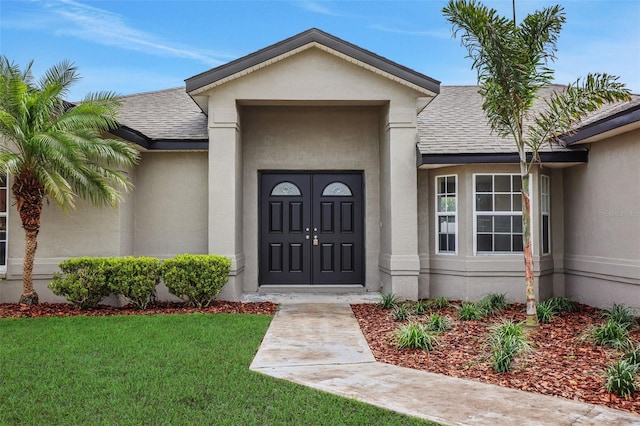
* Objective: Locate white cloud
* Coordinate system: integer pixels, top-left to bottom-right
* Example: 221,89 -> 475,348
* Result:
296,1 -> 341,16
39,0 -> 233,66
370,24 -> 450,40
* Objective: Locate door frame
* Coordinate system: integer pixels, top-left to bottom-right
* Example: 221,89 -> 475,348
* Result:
258,170 -> 365,286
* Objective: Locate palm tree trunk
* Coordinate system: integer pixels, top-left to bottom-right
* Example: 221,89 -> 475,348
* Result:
12,172 -> 44,305
521,169 -> 538,328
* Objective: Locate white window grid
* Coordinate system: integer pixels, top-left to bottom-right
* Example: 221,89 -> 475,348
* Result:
435,174 -> 458,255
541,175 -> 551,255
473,173 -> 534,255
0,174 -> 7,270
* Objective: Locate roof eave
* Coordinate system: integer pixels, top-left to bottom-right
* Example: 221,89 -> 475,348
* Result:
417,150 -> 588,168
110,126 -> 209,151
561,103 -> 640,145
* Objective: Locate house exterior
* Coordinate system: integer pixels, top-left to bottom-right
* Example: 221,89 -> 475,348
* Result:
0,29 -> 638,307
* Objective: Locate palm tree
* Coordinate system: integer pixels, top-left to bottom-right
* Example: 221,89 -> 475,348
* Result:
0,57 -> 138,305
443,0 -> 630,326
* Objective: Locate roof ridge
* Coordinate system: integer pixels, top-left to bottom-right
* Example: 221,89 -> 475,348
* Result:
120,86 -> 185,99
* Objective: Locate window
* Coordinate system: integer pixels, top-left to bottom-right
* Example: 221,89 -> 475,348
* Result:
0,174 -> 7,269
541,175 -> 550,255
322,182 -> 352,196
436,175 -> 457,254
474,174 -> 523,254
271,181 -> 301,196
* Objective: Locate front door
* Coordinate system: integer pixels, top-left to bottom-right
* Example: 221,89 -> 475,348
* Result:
259,172 -> 364,285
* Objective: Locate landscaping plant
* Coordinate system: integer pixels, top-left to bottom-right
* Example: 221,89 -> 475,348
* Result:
162,254 -> 231,307
379,293 -> 400,310
426,313 -> 452,333
586,319 -> 634,351
428,296 -> 450,309
392,303 -> 412,321
393,321 -> 438,351
536,299 -> 556,324
486,320 -> 530,373
604,360 -> 638,398
458,301 -> 483,321
602,303 -> 637,328
412,301 -> 429,315
49,257 -> 111,309
107,257 -> 162,309
478,293 -> 507,316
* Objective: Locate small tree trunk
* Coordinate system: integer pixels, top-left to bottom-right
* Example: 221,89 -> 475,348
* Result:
521,168 -> 538,328
12,172 -> 44,306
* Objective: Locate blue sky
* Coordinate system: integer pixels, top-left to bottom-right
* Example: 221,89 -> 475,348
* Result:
1,0 -> 639,100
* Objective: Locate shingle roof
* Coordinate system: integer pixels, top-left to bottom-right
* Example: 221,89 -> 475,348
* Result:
117,87 -> 207,141
418,85 -> 578,155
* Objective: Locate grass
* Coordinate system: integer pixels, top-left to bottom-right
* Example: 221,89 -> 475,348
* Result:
0,314 -> 433,425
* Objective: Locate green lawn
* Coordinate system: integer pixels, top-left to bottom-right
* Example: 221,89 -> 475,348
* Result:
0,313 -> 434,425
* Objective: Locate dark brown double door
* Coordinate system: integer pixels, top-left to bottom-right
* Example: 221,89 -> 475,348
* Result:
259,172 -> 364,285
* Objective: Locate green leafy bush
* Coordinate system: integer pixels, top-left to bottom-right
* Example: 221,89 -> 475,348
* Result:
49,257 -> 111,309
108,257 -> 162,309
458,302 -> 483,321
624,345 -> 640,366
161,254 -> 231,307
426,313 -> 452,333
545,296 -> 575,313
392,303 -> 411,321
587,319 -> 634,350
379,293 -> 400,310
486,320 -> 530,373
479,293 -> 507,315
605,360 -> 638,397
536,299 -> 556,324
412,301 -> 429,315
393,321 -> 438,351
428,296 -> 450,309
602,303 -> 637,329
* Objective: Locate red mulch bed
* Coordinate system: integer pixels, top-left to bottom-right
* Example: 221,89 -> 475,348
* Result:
0,301 -> 278,318
352,302 -> 640,415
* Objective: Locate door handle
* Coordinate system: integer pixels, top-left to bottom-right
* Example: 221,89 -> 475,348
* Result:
313,236 -> 319,246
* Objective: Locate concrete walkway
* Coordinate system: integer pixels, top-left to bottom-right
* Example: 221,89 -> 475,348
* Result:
249,301 -> 640,426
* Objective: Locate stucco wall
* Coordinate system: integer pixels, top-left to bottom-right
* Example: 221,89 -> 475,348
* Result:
563,131 -> 640,307
418,164 -> 556,302
241,105 -> 381,292
133,152 -> 208,257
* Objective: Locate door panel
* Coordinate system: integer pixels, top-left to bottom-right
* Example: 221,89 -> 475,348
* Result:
259,172 -> 363,285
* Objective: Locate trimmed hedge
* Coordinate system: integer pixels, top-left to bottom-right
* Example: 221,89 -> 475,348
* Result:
162,254 -> 231,307
49,257 -> 111,309
108,257 -> 162,309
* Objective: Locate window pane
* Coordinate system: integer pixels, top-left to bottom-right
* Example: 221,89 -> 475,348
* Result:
438,177 -> 446,194
476,175 -> 492,192
0,189 -> 5,212
271,182 -> 301,196
494,216 -> 511,233
512,216 -> 522,233
512,194 -> 522,212
477,216 -> 492,232
513,235 -> 523,252
0,242 -> 5,266
495,175 -> 511,192
495,194 -> 511,211
495,234 -> 511,251
512,175 -> 522,191
446,177 -> 456,194
476,194 -> 492,211
438,196 -> 456,212
448,234 -> 456,252
477,234 -> 493,252
322,182 -> 352,197
439,234 -> 448,251
542,216 -> 550,254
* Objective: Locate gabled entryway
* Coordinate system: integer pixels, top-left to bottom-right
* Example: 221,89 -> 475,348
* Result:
259,172 -> 364,286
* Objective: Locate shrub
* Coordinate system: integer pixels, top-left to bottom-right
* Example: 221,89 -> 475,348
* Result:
602,303 -> 637,329
49,257 -> 111,309
392,303 -> 412,321
545,296 -> 575,313
108,257 -> 162,309
426,313 -> 451,333
486,320 -> 530,373
587,319 -> 634,350
428,296 -> 450,309
162,254 -> 231,307
393,321 -> 438,351
479,293 -> 507,315
379,293 -> 400,310
536,299 -> 556,324
624,345 -> 640,366
458,302 -> 483,321
412,301 -> 429,315
605,360 -> 638,398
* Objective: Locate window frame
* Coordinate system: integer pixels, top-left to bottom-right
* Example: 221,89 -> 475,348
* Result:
435,174 -> 458,255
540,174 -> 551,255
472,173 -> 530,256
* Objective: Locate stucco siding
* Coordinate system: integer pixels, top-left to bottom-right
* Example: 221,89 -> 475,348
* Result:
563,131 -> 640,307
133,152 -> 208,257
241,105 -> 381,292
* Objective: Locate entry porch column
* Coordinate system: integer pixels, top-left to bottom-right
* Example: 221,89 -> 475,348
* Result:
379,106 -> 420,300
208,106 -> 244,300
